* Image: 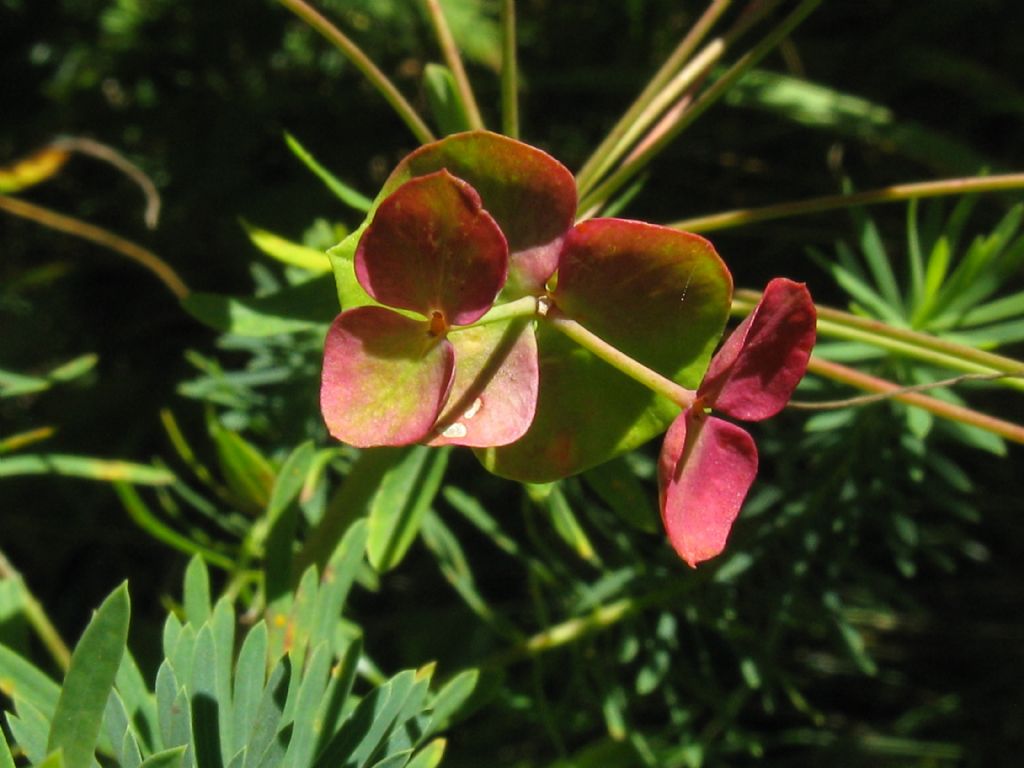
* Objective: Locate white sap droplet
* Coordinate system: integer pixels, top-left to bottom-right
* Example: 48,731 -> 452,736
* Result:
463,398 -> 483,420
442,423 -> 468,439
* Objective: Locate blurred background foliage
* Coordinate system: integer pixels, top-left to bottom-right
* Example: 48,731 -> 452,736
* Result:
2,0 -> 1024,765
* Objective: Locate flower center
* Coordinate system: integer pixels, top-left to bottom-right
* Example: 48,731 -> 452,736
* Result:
427,310 -> 449,338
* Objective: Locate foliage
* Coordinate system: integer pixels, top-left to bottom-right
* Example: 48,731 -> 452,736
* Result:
3,1 -> 1024,767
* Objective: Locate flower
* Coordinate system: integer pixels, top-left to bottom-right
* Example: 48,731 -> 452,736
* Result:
321,133 -> 577,448
658,278 -> 817,567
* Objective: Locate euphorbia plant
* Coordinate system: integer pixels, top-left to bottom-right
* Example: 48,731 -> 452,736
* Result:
320,130 -> 816,566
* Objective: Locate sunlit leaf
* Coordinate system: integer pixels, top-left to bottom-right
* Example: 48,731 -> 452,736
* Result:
47,583 -> 130,768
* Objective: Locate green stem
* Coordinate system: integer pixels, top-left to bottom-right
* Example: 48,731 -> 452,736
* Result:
0,548 -> 72,672
500,0 -> 519,138
423,0 -> 485,130
278,0 -> 436,145
484,578 -> 701,668
544,305 -> 696,409
671,173 -> 1024,233
734,290 -> 1024,392
579,0 -> 822,213
805,356 -> 1024,444
575,0 -> 735,194
0,194 -> 189,299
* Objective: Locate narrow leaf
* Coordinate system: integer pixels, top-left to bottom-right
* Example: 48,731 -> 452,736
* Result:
284,133 -> 372,213
367,446 -> 449,572
183,557 -> 211,627
241,221 -> 331,273
139,746 -> 188,768
0,455 -> 172,484
182,275 -> 337,337
423,64 -> 474,136
47,583 -> 131,768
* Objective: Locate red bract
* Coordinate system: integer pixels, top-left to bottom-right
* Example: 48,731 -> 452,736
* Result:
321,134 -> 578,449
321,170 -> 513,447
659,278 -> 816,567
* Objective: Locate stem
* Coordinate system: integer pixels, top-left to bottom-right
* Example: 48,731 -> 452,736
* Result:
544,305 -> 696,409
0,548 -> 72,672
790,371 -> 1024,410
277,0 -> 436,145
734,290 -> 1024,392
579,0 -> 822,213
500,0 -> 519,138
483,578 -> 700,668
805,356 -> 1024,444
670,173 -> 1024,233
0,194 -> 189,299
423,0 -> 485,130
575,0 -> 735,194
53,137 -> 162,228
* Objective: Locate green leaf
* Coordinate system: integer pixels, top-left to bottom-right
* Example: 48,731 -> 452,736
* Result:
241,659 -> 290,768
284,132 -> 372,213
582,458 -> 658,533
0,455 -> 173,484
725,69 -> 990,174
313,670 -> 418,768
309,521 -> 369,655
241,220 -> 331,273
313,636 -> 363,754
154,661 -> 181,752
114,650 -> 159,755
367,447 -> 450,572
0,644 -> 61,718
189,626 -> 225,768
482,220 -> 732,481
209,420 -> 275,515
542,486 -> 599,564
139,746 -> 188,768
405,739 -> 446,768
183,556 -> 211,627
281,643 -> 331,768
7,699 -> 50,764
0,354 -> 97,398
231,622 -> 268,758
121,730 -> 144,768
428,669 -> 478,733
267,441 -> 316,522
33,749 -> 67,768
0,728 -> 14,768
369,750 -> 413,768
423,63 -> 473,136
181,275 -> 337,337
47,583 -> 130,768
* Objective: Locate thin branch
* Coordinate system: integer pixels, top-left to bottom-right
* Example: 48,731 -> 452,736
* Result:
0,194 -> 189,299
670,173 -> 1024,233
578,0 -> 822,213
53,137 -> 162,228
790,371 -> 1024,410
278,0 -> 436,144
423,0 -> 485,130
575,0 -> 735,193
500,0 -> 519,138
805,356 -> 1024,444
544,303 -> 696,409
0,548 -> 72,672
